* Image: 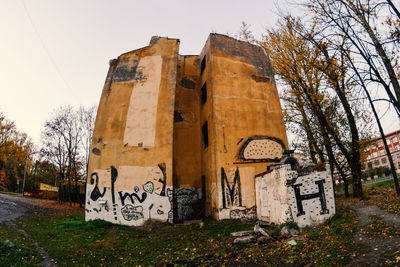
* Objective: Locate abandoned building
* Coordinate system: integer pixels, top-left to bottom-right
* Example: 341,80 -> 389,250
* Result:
85,34 -> 335,227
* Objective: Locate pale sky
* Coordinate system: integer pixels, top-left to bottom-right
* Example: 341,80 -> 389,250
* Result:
0,0 -> 398,145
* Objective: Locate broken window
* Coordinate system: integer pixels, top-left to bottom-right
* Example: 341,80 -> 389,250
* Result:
202,121 -> 209,149
200,55 -> 206,75
201,82 -> 207,106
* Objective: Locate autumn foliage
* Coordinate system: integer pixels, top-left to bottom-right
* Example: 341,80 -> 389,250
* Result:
0,112 -> 32,192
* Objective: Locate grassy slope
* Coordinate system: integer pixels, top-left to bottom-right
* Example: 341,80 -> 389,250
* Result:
0,226 -> 42,267
11,204 -> 356,266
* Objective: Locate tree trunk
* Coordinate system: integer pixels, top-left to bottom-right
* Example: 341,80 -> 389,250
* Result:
347,50 -> 400,196
67,156 -> 72,206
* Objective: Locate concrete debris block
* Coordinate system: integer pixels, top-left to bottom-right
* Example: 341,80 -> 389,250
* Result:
257,236 -> 271,244
286,239 -> 297,246
254,223 -> 270,237
257,220 -> 270,227
281,226 -> 291,235
3,240 -> 15,248
289,228 -> 300,236
233,235 -> 256,244
231,230 -> 253,237
281,226 -> 299,236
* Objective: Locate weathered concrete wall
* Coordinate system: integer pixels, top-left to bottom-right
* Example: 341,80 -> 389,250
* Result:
255,164 -> 335,228
173,55 -> 203,221
200,34 -> 288,220
86,33 -> 290,224
197,38 -> 220,218
85,37 -> 179,226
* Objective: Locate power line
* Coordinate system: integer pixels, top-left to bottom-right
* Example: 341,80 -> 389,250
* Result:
20,0 -> 72,91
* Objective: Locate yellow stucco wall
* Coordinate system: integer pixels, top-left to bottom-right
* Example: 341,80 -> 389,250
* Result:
173,55 -> 201,189
200,34 -> 288,220
86,37 -> 179,226
86,34 -> 288,224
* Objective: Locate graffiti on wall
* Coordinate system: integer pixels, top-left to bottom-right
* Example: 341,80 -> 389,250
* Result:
292,180 -> 329,216
230,206 -> 256,220
157,163 -> 167,196
255,164 -> 335,227
217,167 -> 258,220
237,136 -> 285,163
111,166 -> 118,220
175,188 -> 200,221
221,167 -> 242,208
86,163 -> 173,226
89,173 -> 106,201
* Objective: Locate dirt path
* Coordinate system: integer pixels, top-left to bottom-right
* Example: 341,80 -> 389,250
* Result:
0,193 -> 80,267
345,201 -> 400,266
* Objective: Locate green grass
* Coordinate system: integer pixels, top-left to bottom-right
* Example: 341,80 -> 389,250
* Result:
18,212 -> 254,266
0,226 -> 42,266
9,204 -> 357,266
364,179 -> 395,190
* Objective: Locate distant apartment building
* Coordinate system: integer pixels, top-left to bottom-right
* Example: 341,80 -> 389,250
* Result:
365,130 -> 400,171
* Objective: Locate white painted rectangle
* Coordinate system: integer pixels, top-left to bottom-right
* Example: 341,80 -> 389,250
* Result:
124,55 -> 162,147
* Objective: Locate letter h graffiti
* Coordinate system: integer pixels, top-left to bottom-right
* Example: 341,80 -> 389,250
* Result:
292,180 -> 329,216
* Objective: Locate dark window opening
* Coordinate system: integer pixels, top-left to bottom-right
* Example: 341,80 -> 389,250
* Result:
202,121 -> 209,149
367,162 -> 373,169
174,110 -> 184,122
201,82 -> 207,106
200,55 -> 206,74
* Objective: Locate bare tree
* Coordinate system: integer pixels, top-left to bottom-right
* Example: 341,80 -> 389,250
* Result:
41,125 -> 68,188
42,106 -> 82,206
79,105 -> 97,178
235,21 -> 257,44
305,0 -> 400,196
308,0 -> 400,118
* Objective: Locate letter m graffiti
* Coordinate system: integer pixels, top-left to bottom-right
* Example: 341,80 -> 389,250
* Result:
221,167 -> 242,208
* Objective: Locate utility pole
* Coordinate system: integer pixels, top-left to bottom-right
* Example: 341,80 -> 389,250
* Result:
22,150 -> 30,196
32,160 -> 38,192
